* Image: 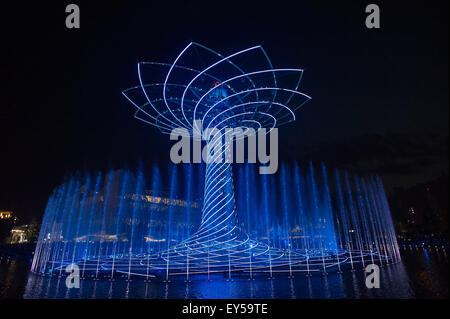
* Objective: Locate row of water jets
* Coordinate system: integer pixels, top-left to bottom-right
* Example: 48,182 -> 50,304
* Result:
31,162 -> 400,280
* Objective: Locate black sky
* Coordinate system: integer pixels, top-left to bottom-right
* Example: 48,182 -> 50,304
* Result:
3,1 -> 449,222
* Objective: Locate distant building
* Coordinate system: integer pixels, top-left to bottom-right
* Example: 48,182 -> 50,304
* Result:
0,211 -> 13,220
0,211 -> 17,243
407,207 -> 416,225
10,225 -> 28,244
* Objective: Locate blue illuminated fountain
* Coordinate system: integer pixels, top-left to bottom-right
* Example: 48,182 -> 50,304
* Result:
31,43 -> 400,280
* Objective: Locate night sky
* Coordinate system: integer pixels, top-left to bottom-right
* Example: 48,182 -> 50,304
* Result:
4,1 -> 448,222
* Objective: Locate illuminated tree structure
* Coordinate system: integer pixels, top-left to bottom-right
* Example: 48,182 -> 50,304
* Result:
121,43 -> 398,279
31,43 -> 400,280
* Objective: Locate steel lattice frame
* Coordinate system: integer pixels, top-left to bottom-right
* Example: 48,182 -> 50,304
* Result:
116,43 -> 389,278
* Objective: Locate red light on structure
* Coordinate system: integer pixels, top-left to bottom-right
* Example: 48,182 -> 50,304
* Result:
426,187 -> 430,192
214,81 -> 220,86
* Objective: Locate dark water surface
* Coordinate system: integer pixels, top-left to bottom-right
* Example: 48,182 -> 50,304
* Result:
1,247 -> 447,299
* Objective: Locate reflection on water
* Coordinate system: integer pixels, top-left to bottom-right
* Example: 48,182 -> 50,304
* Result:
23,266 -> 413,299
400,245 -> 448,298
0,257 -> 31,298
1,247 -> 447,299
